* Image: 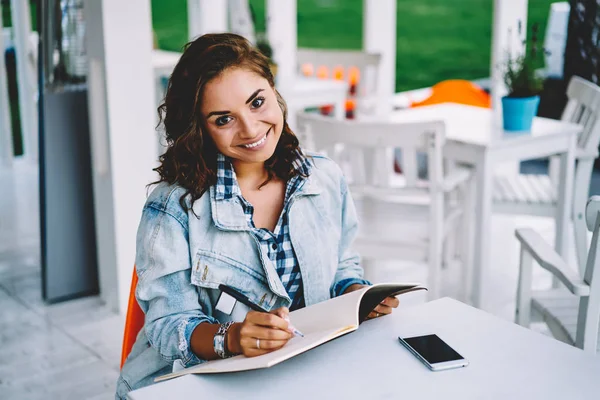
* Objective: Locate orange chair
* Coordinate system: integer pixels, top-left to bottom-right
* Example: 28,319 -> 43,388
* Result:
411,79 -> 491,108
120,267 -> 145,369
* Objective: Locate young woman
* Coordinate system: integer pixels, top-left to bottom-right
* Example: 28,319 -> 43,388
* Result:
116,33 -> 399,398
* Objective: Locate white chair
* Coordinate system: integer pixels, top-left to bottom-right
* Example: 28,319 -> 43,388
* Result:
297,112 -> 474,300
515,196 -> 600,353
494,76 -> 600,272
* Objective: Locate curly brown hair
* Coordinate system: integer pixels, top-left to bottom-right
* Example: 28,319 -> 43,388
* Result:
154,33 -> 305,211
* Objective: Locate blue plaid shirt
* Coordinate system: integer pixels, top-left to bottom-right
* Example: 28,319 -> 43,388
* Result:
215,152 -> 312,310
215,152 -> 369,310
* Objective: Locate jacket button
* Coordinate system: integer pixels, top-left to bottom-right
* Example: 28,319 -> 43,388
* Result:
271,243 -> 277,250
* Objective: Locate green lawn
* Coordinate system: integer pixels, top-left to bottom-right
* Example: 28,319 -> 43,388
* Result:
151,0 -> 556,92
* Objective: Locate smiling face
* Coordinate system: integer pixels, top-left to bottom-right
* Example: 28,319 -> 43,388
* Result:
201,67 -> 284,166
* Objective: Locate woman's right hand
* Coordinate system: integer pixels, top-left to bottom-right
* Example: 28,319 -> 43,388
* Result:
228,307 -> 294,357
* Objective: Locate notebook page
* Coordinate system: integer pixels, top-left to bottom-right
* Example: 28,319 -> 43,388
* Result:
155,326 -> 350,380
288,288 -> 367,333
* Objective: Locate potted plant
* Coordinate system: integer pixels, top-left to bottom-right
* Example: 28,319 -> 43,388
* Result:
256,34 -> 277,78
501,23 -> 545,133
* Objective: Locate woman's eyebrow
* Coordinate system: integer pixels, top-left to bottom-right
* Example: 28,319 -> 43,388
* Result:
206,110 -> 230,119
245,89 -> 264,104
206,89 -> 265,119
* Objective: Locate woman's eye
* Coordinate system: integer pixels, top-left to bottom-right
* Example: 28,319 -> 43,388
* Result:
215,116 -> 232,126
251,97 -> 265,109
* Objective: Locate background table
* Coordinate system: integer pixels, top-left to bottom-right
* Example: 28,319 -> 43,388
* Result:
389,103 -> 581,310
128,297 -> 600,400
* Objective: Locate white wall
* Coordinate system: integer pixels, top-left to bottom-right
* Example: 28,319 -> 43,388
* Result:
84,0 -> 158,314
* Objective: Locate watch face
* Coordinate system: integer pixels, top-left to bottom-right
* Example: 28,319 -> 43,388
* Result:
214,333 -> 225,358
214,322 -> 234,358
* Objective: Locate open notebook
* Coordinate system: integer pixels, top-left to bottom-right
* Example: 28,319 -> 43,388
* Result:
155,283 -> 426,382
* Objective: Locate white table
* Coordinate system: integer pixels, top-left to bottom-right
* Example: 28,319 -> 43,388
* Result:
128,298 -> 600,400
389,103 -> 582,310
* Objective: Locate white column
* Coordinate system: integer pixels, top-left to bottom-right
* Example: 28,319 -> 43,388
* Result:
228,0 -> 256,44
267,0 -> 297,91
84,0 -> 158,314
544,2 -> 570,79
0,8 -> 14,167
363,0 -> 396,116
490,0 -> 527,175
10,0 -> 37,161
490,0 -> 528,109
188,0 -> 228,40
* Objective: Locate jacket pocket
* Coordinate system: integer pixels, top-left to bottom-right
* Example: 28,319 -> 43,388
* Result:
190,250 -> 271,311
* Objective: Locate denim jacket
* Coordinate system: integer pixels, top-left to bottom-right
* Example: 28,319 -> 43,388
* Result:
116,154 -> 368,398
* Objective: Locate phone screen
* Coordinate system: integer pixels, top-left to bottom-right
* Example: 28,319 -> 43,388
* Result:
401,334 -> 464,364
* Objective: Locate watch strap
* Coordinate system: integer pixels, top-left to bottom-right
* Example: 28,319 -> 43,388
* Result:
213,321 -> 235,359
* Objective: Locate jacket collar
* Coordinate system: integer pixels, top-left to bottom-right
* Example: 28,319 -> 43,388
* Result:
210,156 -> 321,232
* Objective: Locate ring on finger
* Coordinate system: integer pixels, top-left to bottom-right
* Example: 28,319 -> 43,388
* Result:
256,338 -> 260,349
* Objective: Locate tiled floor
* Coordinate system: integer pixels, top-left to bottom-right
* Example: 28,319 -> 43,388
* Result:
0,159 -> 586,399
1,160 -> 123,400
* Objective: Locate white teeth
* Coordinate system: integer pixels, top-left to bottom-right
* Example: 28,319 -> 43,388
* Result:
243,134 -> 267,148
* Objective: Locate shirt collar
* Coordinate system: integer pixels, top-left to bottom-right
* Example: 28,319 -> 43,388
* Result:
214,151 -> 312,201
215,153 -> 240,201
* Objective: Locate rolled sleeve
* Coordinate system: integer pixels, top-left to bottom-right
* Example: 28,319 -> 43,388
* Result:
135,202 -> 217,368
178,317 -> 211,367
333,278 -> 372,297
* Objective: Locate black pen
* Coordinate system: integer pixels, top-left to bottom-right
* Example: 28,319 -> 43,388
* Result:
219,284 -> 267,312
218,284 -> 304,337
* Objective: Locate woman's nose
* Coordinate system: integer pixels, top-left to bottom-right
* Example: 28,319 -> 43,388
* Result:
237,115 -> 262,139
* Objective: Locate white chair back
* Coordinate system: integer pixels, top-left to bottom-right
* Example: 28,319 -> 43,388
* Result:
558,77 -> 600,271
562,76 -> 600,154
297,112 -> 445,191
296,48 -> 381,99
297,112 -> 464,300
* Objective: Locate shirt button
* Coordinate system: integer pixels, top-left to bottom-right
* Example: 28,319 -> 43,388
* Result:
271,243 -> 278,250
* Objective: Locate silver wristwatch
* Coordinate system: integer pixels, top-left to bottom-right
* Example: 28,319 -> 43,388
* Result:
213,321 -> 235,359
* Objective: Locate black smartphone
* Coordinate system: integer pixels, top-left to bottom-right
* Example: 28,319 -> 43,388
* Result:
398,334 -> 469,371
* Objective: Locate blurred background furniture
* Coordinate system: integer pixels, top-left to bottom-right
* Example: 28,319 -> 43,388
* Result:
515,196 -> 600,354
121,267 -> 143,369
389,103 -> 581,310
280,76 -> 348,132
495,76 -> 600,274
297,48 -> 381,117
410,79 -> 491,109
298,112 -> 473,300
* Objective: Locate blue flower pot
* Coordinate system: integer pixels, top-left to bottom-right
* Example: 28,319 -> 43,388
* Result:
501,95 -> 540,133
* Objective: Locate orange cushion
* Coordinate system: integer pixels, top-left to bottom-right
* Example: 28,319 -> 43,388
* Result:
411,79 -> 491,108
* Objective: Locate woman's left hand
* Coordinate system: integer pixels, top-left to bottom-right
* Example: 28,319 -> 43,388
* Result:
343,284 -> 400,319
367,295 -> 399,319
